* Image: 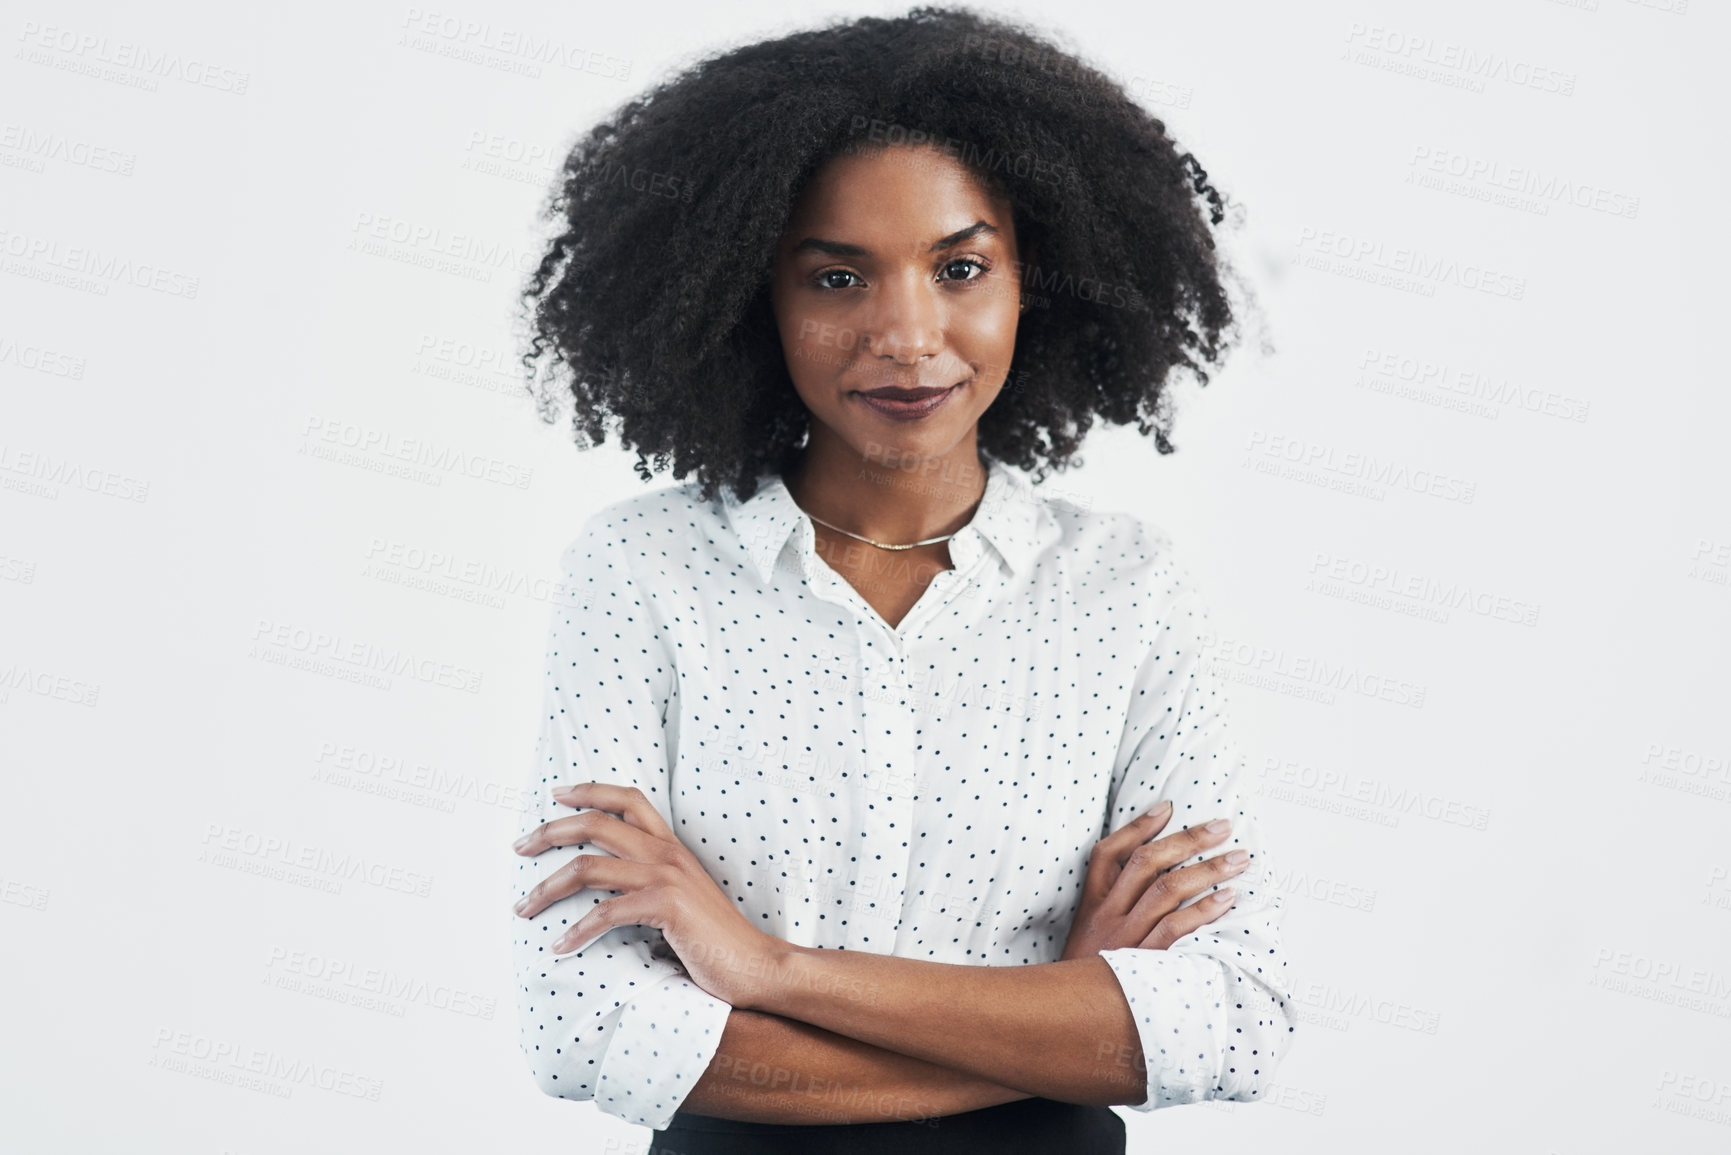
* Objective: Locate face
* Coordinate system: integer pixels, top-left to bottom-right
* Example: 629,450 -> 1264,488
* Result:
768,144 -> 1023,471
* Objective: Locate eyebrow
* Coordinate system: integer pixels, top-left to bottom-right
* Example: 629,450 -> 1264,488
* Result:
789,220 -> 999,259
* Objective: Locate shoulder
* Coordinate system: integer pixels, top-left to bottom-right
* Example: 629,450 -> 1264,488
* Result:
558,478 -> 722,574
1037,487 -> 1195,591
1030,486 -> 1217,637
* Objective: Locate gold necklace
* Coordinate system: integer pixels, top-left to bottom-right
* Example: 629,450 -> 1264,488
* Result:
803,510 -> 959,552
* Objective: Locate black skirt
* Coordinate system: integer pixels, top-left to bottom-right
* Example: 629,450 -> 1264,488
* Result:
647,1097 -> 1126,1154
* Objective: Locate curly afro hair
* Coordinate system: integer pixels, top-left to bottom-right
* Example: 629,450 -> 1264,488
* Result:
519,4 -> 1244,503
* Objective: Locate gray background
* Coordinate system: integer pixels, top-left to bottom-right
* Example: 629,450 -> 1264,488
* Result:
2,0 -> 1726,1150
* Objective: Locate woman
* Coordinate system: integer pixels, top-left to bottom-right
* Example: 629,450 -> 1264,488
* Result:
508,8 -> 1294,1153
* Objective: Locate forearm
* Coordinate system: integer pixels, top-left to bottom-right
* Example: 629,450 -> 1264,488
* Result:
742,950 -> 1148,1107
678,1008 -> 1033,1124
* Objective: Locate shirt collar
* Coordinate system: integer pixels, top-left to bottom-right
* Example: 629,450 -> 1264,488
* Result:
723,456 -> 1044,586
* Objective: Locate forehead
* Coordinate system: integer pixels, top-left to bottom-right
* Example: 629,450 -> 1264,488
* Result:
782,144 -> 1011,238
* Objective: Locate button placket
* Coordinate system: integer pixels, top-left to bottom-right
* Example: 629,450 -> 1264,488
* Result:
846,625 -> 917,954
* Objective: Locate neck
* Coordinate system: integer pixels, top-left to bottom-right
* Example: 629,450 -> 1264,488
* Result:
784,429 -> 988,545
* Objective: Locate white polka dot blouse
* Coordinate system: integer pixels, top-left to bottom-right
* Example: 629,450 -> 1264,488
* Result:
511,456 -> 1296,1129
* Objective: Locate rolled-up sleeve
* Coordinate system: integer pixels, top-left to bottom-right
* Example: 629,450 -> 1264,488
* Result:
511,516 -> 732,1129
1095,562 -> 1298,1110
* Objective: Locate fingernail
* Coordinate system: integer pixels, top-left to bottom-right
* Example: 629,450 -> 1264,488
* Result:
513,835 -> 533,852
1210,888 -> 1235,905
1224,849 -> 1249,867
513,897 -> 531,916
552,934 -> 577,954
1205,818 -> 1231,834
1154,800 -> 1173,814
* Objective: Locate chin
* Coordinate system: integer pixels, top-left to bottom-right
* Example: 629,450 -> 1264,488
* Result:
846,425 -> 966,469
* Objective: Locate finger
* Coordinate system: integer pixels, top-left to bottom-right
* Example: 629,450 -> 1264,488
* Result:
550,782 -> 676,841
1122,847 -> 1250,935
1140,887 -> 1235,951
552,890 -> 667,955
1085,801 -> 1174,895
1094,801 -> 1176,867
516,808 -> 669,862
1104,817 -> 1233,913
513,853 -> 660,920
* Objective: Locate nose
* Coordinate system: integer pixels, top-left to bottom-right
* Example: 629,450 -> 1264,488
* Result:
864,271 -> 943,363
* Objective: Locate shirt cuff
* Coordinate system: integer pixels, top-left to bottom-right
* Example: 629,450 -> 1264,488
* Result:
1097,946 -> 1229,1111
592,970 -> 734,1129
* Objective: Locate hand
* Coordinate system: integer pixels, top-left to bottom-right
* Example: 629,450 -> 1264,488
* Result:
511,782 -> 787,1008
1059,802 -> 1250,959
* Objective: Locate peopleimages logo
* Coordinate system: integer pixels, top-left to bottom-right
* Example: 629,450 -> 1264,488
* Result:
312,739 -> 532,814
1356,347 -> 1590,423
200,823 -> 435,898
1306,551 -> 1540,627
0,662 -> 101,707
1589,947 -> 1731,1017
1258,757 -> 1491,830
1195,630 -> 1428,709
1294,227 -> 1526,300
0,123 -> 136,176
1244,429 -> 1477,505
0,443 -> 149,502
0,225 -> 200,298
300,416 -> 532,490
0,333 -> 87,378
15,22 -> 252,94
264,946 -> 496,1019
1406,145 -> 1639,219
1342,22 -> 1577,96
148,1028 -> 383,1100
248,618 -> 484,694
397,9 -> 632,81
361,537 -> 573,608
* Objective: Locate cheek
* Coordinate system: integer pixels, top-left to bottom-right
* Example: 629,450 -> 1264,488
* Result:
783,312 -> 823,360
956,293 -> 1021,377
781,315 -> 840,387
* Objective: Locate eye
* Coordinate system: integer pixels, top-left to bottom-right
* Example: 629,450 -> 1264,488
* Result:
813,268 -> 863,291
940,258 -> 990,282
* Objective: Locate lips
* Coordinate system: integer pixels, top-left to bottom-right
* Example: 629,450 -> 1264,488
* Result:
852,382 -> 962,422
857,385 -> 953,400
